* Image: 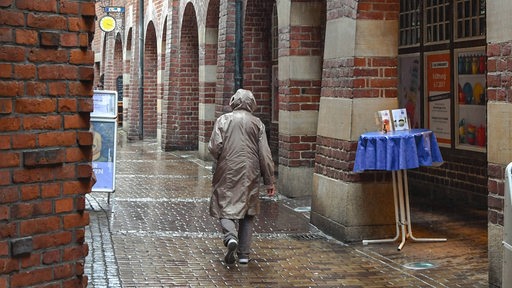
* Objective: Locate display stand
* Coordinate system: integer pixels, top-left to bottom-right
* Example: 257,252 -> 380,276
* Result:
354,129 -> 447,250
91,90 -> 118,204
363,169 -> 446,250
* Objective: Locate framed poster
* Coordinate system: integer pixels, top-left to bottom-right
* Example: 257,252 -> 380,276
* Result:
398,54 -> 421,129
92,90 -> 117,118
91,118 -> 117,192
424,52 -> 451,146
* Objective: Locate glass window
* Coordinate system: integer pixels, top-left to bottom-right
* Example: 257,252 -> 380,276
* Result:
425,0 -> 450,44
399,0 -> 421,47
455,0 -> 486,40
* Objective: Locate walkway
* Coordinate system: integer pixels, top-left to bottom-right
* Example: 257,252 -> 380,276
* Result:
85,133 -> 488,287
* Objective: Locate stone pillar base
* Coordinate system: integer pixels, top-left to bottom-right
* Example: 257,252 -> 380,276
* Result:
198,141 -> 211,161
278,165 -> 313,198
311,173 -> 395,242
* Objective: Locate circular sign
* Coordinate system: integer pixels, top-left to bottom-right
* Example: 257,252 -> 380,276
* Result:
99,15 -> 116,32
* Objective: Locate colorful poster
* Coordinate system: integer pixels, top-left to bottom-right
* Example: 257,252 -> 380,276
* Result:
425,52 -> 451,145
398,54 -> 421,129
91,119 -> 117,192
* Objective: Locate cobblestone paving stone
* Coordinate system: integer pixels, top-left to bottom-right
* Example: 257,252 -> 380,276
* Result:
85,135 -> 488,287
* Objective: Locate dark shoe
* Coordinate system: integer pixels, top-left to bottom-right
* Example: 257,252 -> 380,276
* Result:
224,239 -> 238,264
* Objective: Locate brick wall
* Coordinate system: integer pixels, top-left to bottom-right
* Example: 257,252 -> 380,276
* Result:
408,151 -> 488,209
0,0 -> 95,287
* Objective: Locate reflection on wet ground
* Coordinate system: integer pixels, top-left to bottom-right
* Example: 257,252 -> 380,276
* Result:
85,133 -> 488,287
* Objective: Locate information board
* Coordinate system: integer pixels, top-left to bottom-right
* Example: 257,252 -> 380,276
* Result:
91,90 -> 118,194
92,90 -> 117,118
91,118 -> 117,192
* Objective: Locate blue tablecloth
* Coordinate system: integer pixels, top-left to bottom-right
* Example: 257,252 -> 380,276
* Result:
353,129 -> 443,172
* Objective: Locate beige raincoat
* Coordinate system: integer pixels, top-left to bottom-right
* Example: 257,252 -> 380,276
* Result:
208,89 -> 275,219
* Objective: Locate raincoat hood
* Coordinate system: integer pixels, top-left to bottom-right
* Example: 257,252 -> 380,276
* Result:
229,89 -> 257,113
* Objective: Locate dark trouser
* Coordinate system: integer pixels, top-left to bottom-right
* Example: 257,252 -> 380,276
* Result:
220,215 -> 254,258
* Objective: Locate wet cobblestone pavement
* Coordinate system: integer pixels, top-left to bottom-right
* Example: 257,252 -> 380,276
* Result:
85,133 -> 488,287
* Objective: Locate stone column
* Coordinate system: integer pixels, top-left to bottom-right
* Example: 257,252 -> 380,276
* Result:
277,0 -> 324,198
198,21 -> 219,159
486,1 -> 512,286
311,1 -> 400,241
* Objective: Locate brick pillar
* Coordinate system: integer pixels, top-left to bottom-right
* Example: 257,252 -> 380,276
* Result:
277,0 -> 324,198
161,0 -> 180,149
163,4 -> 199,150
311,0 -> 399,241
143,22 -> 158,138
127,3 -> 142,139
215,0 -> 237,114
157,19 -> 167,144
486,2 -> 512,286
0,0 -> 96,286
102,32 -> 116,90
122,29 -> 133,132
198,0 -> 221,159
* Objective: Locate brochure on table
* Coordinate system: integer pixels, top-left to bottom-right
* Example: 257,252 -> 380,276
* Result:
376,108 -> 410,133
91,90 -> 118,193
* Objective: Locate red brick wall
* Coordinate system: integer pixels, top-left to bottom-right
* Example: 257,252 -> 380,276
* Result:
0,0 -> 95,286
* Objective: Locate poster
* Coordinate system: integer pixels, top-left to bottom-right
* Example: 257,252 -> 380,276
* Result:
398,54 -> 421,129
91,119 -> 117,192
92,90 -> 117,118
425,52 -> 451,145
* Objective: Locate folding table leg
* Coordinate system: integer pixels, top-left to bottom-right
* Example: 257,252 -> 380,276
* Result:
362,171 -> 401,245
402,170 -> 447,244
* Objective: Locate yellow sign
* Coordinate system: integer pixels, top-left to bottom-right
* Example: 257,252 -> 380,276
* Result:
99,15 -> 116,32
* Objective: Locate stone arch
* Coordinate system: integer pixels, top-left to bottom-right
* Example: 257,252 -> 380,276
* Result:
144,21 -> 158,138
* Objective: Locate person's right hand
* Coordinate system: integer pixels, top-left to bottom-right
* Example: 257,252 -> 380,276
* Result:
267,184 -> 275,197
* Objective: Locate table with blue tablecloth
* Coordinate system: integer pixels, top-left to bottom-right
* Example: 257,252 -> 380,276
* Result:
354,129 -> 446,250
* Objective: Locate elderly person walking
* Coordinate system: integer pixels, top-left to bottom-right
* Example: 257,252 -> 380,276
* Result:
208,89 -> 275,265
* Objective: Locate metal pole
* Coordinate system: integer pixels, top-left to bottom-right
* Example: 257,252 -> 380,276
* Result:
234,0 -> 243,91
138,0 -> 144,139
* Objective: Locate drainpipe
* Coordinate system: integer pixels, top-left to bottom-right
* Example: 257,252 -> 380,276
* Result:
138,0 -> 144,139
234,0 -> 243,90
